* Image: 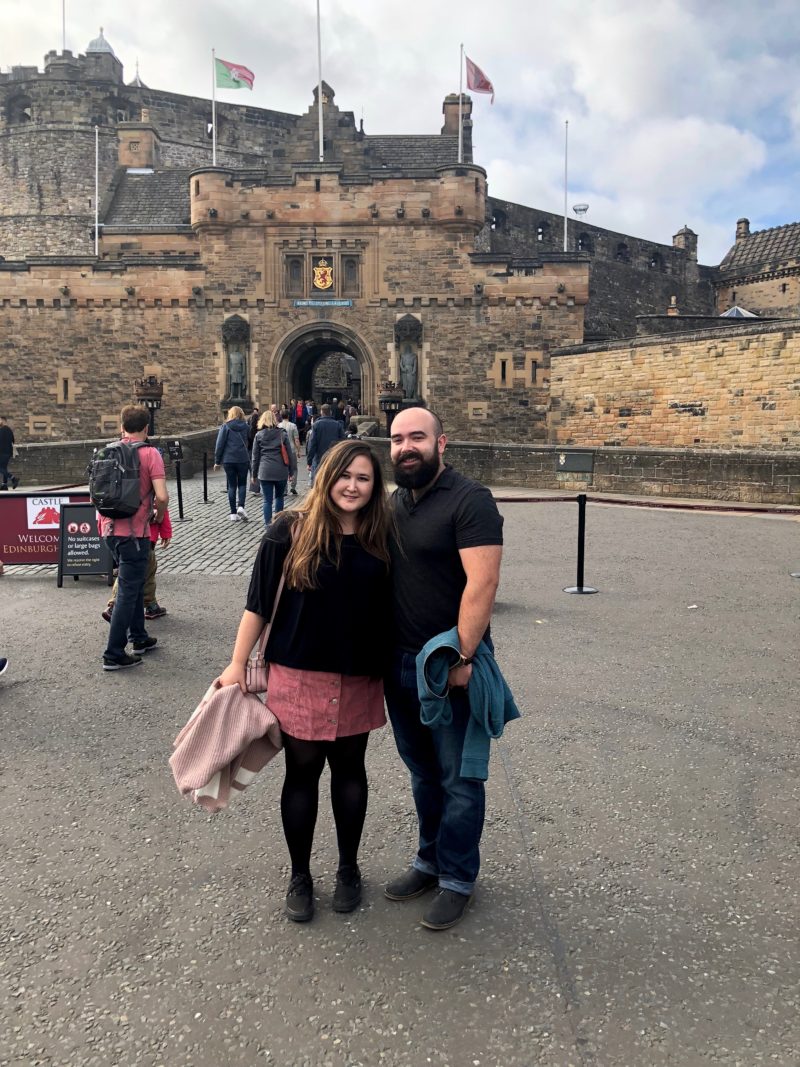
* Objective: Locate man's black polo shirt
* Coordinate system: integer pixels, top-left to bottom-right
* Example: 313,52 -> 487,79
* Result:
389,465 -> 504,653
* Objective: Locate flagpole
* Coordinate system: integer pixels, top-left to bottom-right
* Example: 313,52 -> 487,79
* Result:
458,43 -> 464,165
211,48 -> 217,166
94,124 -> 99,256
62,0 -> 66,51
563,119 -> 569,252
317,0 -> 324,162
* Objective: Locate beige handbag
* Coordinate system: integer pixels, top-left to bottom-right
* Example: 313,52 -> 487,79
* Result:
244,570 -> 286,693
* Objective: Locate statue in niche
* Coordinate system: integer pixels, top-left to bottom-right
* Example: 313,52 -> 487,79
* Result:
221,314 -> 250,400
228,343 -> 246,398
394,314 -> 423,400
399,343 -> 418,399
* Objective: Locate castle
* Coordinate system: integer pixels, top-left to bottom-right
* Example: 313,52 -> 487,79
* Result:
1,32 -> 798,452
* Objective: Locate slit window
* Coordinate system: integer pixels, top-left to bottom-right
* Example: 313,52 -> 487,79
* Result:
500,359 -> 507,383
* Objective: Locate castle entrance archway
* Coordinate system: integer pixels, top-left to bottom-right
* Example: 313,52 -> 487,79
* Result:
271,321 -> 379,414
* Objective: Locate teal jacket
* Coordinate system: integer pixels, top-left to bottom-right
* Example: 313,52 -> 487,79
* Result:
415,627 -> 521,780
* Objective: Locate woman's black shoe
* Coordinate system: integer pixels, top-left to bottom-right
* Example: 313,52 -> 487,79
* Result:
332,864 -> 362,913
285,873 -> 314,922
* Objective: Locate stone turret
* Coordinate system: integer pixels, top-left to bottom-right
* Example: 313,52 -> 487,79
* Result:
672,225 -> 697,261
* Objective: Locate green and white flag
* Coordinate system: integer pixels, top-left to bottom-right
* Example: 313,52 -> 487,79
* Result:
215,58 -> 254,90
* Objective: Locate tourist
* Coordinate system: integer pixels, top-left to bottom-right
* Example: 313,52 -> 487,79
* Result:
251,410 -> 291,526
0,415 -> 19,490
99,405 -> 169,671
214,406 -> 251,522
102,507 -> 172,623
278,410 -> 301,496
383,406 -> 515,931
218,440 -> 391,921
305,403 -> 345,483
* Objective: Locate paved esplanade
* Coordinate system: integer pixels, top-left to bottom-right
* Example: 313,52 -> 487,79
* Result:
1,469 -> 798,1065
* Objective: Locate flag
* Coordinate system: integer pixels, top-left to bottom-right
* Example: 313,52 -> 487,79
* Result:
465,54 -> 494,104
215,58 -> 255,90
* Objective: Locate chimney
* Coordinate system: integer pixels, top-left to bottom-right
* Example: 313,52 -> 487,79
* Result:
735,218 -> 750,244
667,295 -> 679,316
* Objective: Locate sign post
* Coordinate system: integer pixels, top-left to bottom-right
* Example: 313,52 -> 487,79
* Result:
57,503 -> 114,587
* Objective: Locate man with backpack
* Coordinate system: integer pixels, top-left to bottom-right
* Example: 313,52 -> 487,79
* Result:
94,405 -> 169,671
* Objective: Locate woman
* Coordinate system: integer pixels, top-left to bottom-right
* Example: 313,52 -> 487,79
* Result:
251,410 -> 291,525
214,406 -> 251,522
218,441 -> 391,922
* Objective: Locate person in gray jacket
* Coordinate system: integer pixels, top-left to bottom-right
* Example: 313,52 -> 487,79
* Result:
251,410 -> 291,526
305,404 -> 344,481
214,406 -> 252,522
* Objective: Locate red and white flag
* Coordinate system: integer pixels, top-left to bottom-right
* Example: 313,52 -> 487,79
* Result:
465,54 -> 494,104
215,57 -> 255,90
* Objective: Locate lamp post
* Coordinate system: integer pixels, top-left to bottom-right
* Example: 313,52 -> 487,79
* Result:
134,375 -> 164,436
378,382 -> 403,437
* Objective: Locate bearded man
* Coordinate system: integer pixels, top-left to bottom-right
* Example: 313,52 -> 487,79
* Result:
384,406 -> 504,930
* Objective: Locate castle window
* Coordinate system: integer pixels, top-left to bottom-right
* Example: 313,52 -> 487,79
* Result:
315,178 -> 321,192
491,209 -> 506,231
616,242 -> 630,262
536,221 -> 550,243
342,255 -> 360,297
6,94 -> 33,125
577,233 -> 593,253
731,290 -> 737,303
500,359 -> 507,383
781,282 -> 788,294
286,255 -> 304,297
531,361 -> 538,383
649,252 -> 663,270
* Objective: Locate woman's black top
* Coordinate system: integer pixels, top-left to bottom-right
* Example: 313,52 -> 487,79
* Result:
246,514 -> 390,677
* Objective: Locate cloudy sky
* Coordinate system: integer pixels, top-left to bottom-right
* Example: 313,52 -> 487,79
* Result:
4,0 -> 798,263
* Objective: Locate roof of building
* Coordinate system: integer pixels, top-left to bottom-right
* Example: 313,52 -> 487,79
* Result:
720,305 -> 759,318
718,220 -> 800,274
364,135 -> 460,170
87,28 -> 116,57
103,169 -> 191,227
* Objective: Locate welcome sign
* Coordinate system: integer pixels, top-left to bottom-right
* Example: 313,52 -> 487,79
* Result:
0,492 -> 91,564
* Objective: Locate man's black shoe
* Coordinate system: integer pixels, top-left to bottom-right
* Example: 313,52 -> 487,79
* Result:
285,873 -> 314,922
10,476 -> 19,489
332,864 -> 362,913
384,867 -> 438,901
420,888 -> 472,930
102,653 -> 143,671
132,637 -> 157,653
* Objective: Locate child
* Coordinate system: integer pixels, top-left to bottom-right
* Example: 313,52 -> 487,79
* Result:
102,508 -> 173,622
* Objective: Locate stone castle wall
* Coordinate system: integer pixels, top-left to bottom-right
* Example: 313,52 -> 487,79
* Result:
550,321 -> 800,450
486,197 -> 716,340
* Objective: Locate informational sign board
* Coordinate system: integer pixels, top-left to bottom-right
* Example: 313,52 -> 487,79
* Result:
57,503 -> 114,587
556,451 -> 595,474
167,440 -> 184,461
0,491 -> 91,565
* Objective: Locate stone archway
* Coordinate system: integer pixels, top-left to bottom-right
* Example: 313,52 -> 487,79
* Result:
271,321 -> 379,414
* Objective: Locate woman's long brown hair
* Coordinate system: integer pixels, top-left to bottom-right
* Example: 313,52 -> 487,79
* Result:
284,440 -> 390,590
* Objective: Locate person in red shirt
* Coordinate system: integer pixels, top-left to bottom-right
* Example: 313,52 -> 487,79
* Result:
98,405 -> 169,671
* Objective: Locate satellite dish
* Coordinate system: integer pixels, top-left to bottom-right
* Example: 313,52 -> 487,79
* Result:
573,203 -> 589,217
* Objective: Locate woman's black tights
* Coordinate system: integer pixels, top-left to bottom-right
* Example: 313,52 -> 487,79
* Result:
280,731 -> 369,876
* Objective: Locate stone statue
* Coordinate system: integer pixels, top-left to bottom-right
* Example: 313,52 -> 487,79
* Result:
228,344 -> 246,398
399,343 -> 418,399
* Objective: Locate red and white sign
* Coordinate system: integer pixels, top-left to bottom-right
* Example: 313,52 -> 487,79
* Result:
1,492 -> 90,565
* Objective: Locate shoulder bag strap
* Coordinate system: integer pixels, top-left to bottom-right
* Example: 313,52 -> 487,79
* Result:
253,519 -> 298,658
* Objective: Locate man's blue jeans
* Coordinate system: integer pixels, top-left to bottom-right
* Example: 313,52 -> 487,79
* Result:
385,650 -> 485,895
103,536 -> 151,660
260,479 -> 287,526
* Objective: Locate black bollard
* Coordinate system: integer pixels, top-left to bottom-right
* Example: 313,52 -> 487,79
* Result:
203,451 -> 209,503
564,493 -> 598,594
175,460 -> 185,519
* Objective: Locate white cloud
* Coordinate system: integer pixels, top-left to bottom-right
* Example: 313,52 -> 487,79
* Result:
1,0 -> 798,263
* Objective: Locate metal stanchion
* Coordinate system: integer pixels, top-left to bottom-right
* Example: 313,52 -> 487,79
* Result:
203,452 -> 209,503
564,493 -> 598,594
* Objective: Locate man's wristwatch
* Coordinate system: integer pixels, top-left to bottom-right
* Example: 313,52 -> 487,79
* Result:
453,653 -> 473,669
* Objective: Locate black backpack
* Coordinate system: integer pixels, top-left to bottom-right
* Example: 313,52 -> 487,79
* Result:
87,440 -> 150,519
